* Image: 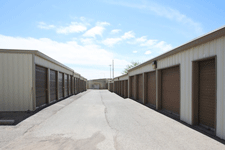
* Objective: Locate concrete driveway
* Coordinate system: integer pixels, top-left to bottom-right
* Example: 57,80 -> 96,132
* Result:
0,90 -> 224,150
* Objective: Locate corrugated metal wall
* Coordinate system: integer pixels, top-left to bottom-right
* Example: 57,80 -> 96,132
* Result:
114,36 -> 225,139
35,56 -> 73,75
157,36 -> 225,130
0,53 -> 33,111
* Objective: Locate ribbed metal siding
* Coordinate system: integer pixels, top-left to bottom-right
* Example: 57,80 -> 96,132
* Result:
156,36 -> 225,139
35,56 -> 73,75
0,53 -> 33,111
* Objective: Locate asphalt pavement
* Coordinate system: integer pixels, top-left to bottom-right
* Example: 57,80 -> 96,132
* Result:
0,90 -> 224,150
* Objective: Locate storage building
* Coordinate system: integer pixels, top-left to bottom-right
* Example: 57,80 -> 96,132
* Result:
111,26 -> 225,140
0,49 -> 87,112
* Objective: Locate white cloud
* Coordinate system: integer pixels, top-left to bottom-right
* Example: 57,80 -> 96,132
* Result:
80,38 -> 94,45
103,30 -> 136,47
102,38 -> 122,47
83,26 -> 105,38
140,39 -> 172,52
140,39 -> 157,47
133,51 -> 137,53
56,22 -> 87,34
83,21 -> 110,38
38,22 -> 55,29
38,22 -> 87,34
154,41 -> 172,52
110,29 -> 121,34
136,36 -> 147,42
145,50 -> 152,55
0,34 -> 131,79
96,21 -> 110,26
121,31 -> 135,39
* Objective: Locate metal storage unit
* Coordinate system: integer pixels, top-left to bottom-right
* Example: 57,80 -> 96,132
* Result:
64,74 -> 68,97
109,83 -> 111,92
161,66 -> 180,115
121,81 -> 124,97
58,72 -> 64,99
50,70 -> 57,102
146,71 -> 156,106
77,78 -> 79,93
73,78 -> 77,94
70,75 -> 73,95
130,76 -> 134,99
0,49 -> 86,112
35,65 -> 47,107
112,26 -> 225,140
124,80 -> 128,98
137,74 -> 143,102
118,81 -> 121,96
198,58 -> 216,129
68,75 -> 70,95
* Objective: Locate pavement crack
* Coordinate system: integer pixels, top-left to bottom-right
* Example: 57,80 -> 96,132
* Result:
99,91 -> 119,150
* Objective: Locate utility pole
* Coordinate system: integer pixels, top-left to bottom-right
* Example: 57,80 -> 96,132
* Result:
109,65 -> 111,79
112,60 -> 114,80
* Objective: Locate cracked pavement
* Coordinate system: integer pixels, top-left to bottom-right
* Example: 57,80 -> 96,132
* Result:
0,90 -> 224,150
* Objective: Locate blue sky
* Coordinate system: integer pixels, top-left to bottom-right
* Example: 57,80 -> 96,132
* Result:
0,0 -> 224,79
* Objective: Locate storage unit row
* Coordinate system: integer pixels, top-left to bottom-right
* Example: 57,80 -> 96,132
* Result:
111,26 -> 225,140
0,50 -> 87,112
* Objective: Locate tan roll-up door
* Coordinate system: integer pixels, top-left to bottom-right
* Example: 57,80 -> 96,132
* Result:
199,58 -> 216,129
58,73 -> 63,99
137,74 -> 143,102
161,66 -> 180,115
50,70 -> 57,102
36,65 -> 47,107
147,71 -> 156,106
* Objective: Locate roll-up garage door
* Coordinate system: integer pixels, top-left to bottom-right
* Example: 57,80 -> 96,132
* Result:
118,81 -> 121,95
147,71 -> 156,106
124,80 -> 128,98
70,76 -> 72,95
59,73 -> 63,99
121,81 -> 124,97
36,65 -> 47,107
161,66 -> 180,115
110,83 -> 113,92
137,74 -> 143,102
64,74 -> 68,97
77,79 -> 79,93
68,76 -> 70,95
199,59 -> 216,129
131,76 -> 134,99
50,70 -> 57,102
73,78 -> 77,94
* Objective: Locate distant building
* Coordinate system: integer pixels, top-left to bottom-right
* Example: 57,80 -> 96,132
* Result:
87,78 -> 111,89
